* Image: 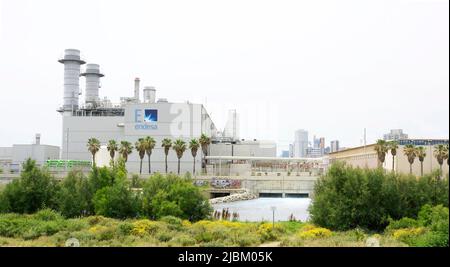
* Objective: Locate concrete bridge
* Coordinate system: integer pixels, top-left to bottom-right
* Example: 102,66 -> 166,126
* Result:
193,174 -> 319,198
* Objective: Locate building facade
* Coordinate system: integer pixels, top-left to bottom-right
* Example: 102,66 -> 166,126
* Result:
383,129 -> 408,141
327,139 -> 449,176
293,129 -> 308,158
0,135 -> 60,173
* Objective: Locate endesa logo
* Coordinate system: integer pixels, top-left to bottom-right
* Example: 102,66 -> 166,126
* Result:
134,109 -> 158,130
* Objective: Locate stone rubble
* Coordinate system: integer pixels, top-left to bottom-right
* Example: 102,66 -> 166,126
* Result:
209,190 -> 258,204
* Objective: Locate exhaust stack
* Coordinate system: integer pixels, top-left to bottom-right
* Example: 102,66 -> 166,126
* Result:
58,49 -> 86,111
134,78 -> 140,103
80,64 -> 104,106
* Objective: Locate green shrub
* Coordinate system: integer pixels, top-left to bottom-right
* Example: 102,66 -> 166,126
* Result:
257,223 -> 285,242
386,217 -> 419,231
142,173 -> 212,221
33,209 -> 63,221
160,216 -> 183,230
156,231 -> 173,242
1,159 -> 59,214
57,171 -> 93,217
310,163 -> 449,231
93,180 -> 141,219
171,234 -> 196,246
117,222 -> 134,236
230,232 -> 260,246
388,205 -> 449,247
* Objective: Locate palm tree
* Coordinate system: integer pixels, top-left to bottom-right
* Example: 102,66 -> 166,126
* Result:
135,138 -> 146,174
199,133 -> 211,173
161,138 -> 172,173
388,141 -> 399,172
106,140 -> 118,166
416,146 -> 426,177
434,144 -> 449,179
118,141 -> 133,163
189,139 -> 200,175
403,144 -> 417,175
144,136 -> 156,174
374,139 -> 388,168
172,139 -> 187,175
87,138 -> 101,166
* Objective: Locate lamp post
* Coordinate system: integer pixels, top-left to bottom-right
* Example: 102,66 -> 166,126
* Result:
270,206 -> 276,229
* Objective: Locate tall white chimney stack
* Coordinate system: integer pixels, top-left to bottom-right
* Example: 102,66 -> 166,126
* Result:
81,64 -> 104,106
58,49 -> 86,111
134,78 -> 140,103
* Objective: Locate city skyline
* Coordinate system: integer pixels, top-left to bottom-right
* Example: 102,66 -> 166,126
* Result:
0,0 -> 448,151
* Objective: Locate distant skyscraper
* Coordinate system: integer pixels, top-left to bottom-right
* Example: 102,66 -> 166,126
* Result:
293,129 -> 308,157
383,129 -> 408,141
313,135 -> 321,149
331,140 -> 340,153
281,150 -> 290,158
289,144 -> 295,158
319,137 -> 325,149
223,109 -> 240,140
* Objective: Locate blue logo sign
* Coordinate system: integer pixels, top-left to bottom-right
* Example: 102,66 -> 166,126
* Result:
134,109 -> 158,130
144,109 -> 158,122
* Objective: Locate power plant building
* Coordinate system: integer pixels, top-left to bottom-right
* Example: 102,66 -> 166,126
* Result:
57,49 -> 276,175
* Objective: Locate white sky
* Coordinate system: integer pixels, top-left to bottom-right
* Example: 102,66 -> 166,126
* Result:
0,0 -> 448,152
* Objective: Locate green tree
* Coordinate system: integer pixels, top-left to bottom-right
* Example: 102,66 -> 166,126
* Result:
189,139 -> 200,175
434,144 -> 449,179
199,134 -> 211,173
2,159 -> 59,214
173,139 -> 187,175
161,138 -> 172,173
309,162 -> 449,231
388,141 -> 399,172
141,173 -> 211,220
87,138 -> 101,166
106,140 -> 118,166
144,136 -> 156,174
135,138 -> 147,174
57,170 -> 93,217
374,139 -> 388,168
119,141 -> 133,163
92,177 -> 141,219
404,144 -> 417,175
416,146 -> 427,177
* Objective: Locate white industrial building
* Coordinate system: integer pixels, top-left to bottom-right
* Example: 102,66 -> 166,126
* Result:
0,134 -> 60,173
57,49 -> 276,175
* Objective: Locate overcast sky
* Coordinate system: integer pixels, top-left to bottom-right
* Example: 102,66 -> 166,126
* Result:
0,0 -> 448,152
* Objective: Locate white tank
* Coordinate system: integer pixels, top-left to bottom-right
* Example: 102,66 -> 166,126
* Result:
143,86 -> 156,103
80,64 -> 104,105
58,49 -> 86,111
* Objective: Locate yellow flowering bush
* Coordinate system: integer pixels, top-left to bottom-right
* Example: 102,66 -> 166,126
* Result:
131,220 -> 159,236
88,225 -> 115,240
181,220 -> 192,228
297,225 -> 332,239
393,227 -> 426,241
257,223 -> 285,242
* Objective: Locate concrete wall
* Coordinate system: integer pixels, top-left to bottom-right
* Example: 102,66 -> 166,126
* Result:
210,141 -> 277,158
193,175 -> 318,197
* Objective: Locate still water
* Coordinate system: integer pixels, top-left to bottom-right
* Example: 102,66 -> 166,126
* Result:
212,198 -> 311,222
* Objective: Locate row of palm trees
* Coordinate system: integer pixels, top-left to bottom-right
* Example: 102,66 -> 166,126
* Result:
374,140 -> 449,177
86,134 -> 212,175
